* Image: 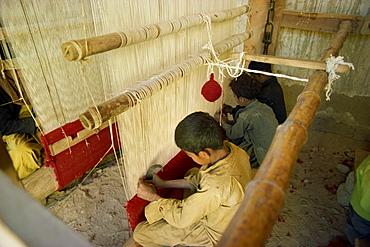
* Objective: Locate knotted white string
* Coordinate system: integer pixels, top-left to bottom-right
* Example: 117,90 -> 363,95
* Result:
325,55 -> 355,101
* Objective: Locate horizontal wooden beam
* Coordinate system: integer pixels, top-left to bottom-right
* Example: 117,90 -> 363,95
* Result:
22,167 -> 59,201
281,9 -> 363,35
231,53 -> 349,73
62,5 -> 250,61
48,120 -> 113,156
79,32 -> 252,130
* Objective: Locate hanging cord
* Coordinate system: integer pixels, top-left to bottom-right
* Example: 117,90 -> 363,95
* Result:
201,14 -> 246,83
202,12 -> 313,86
325,55 -> 354,101
205,62 -> 309,82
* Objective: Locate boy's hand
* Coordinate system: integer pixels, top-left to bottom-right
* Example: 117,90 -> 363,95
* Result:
220,113 -> 232,124
151,173 -> 165,188
223,104 -> 233,114
137,177 -> 161,202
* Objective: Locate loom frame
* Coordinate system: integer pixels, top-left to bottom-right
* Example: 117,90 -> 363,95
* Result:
0,1 -> 365,246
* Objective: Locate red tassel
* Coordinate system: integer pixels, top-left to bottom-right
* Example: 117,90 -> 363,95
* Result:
201,73 -> 222,102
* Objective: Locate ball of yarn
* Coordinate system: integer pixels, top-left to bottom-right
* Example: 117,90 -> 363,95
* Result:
201,73 -> 222,102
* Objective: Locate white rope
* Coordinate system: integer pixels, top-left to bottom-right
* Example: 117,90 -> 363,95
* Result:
202,12 -> 309,85
325,55 -> 355,101
205,62 -> 309,82
202,14 -> 246,82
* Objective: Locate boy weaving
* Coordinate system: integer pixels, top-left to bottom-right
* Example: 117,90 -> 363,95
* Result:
248,62 -> 287,124
133,111 -> 252,247
222,73 -> 278,168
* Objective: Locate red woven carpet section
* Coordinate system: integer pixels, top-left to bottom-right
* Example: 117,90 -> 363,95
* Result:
124,150 -> 200,231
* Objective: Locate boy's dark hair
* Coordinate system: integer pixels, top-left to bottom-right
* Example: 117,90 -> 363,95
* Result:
229,73 -> 261,100
175,111 -> 223,154
248,61 -> 272,72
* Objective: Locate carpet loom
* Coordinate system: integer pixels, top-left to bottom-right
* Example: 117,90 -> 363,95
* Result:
0,0 -> 251,230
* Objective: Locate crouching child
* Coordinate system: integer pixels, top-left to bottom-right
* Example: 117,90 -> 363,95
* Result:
133,111 -> 253,247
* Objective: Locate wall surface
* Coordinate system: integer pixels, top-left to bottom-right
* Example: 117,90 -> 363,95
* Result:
273,0 -> 370,142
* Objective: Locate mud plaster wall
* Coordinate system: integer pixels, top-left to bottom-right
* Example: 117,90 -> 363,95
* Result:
273,0 -> 370,143
220,0 -> 370,144
282,84 -> 370,143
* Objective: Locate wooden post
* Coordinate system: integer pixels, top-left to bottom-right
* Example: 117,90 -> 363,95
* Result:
79,32 -> 252,130
217,20 -> 353,247
243,0 -> 270,54
62,5 -> 250,61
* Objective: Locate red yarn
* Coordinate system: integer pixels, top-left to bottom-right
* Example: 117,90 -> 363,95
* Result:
201,73 -> 222,102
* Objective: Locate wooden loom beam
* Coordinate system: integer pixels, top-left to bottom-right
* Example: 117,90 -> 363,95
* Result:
217,20 -> 353,247
231,53 -> 350,73
79,31 -> 252,130
281,9 -> 363,35
61,5 -> 250,61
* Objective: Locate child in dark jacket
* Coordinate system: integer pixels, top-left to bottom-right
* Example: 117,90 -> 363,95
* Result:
222,73 -> 278,168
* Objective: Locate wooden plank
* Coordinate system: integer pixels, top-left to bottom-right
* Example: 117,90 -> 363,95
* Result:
48,120 -> 112,156
281,9 -> 363,35
231,53 -> 349,73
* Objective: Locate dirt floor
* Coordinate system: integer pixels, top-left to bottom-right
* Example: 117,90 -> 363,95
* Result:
46,129 -> 370,247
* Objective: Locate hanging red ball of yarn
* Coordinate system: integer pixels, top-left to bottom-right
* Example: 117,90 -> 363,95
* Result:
201,73 -> 222,102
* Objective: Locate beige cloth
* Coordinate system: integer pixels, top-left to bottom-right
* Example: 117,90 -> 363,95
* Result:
2,133 -> 42,180
2,105 -> 41,180
133,141 -> 252,247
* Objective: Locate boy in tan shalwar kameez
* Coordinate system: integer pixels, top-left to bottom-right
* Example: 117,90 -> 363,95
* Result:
133,111 -> 252,247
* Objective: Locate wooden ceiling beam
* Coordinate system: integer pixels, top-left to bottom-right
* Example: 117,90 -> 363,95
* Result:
281,9 -> 364,35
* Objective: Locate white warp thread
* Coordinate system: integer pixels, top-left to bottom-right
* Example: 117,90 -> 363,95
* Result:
205,62 -> 310,82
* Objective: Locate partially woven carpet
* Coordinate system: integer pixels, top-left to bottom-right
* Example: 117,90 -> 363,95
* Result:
124,150 -> 200,230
